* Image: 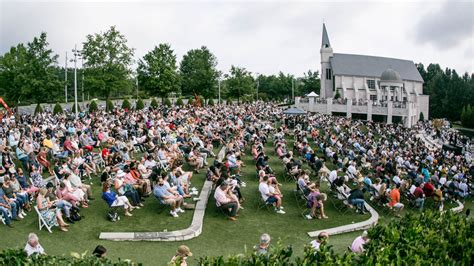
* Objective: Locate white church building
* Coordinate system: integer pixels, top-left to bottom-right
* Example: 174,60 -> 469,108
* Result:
295,24 -> 429,127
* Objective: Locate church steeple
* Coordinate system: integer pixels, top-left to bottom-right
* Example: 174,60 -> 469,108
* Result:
322,23 -> 331,48
320,23 -> 334,99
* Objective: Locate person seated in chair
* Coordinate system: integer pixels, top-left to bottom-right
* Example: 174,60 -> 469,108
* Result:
259,175 -> 285,214
214,182 -> 239,221
102,182 -> 134,217
348,185 -> 367,214
153,176 -> 184,218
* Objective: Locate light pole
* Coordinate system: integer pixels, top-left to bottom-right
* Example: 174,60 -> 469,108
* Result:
292,78 -> 295,103
71,44 -> 81,118
218,79 -> 221,104
64,52 -> 68,103
81,58 -> 84,103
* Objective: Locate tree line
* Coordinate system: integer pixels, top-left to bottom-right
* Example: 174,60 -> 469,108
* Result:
417,63 -> 474,127
0,26 -> 472,127
0,26 -> 319,106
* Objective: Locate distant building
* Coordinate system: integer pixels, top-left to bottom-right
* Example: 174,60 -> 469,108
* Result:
296,23 -> 429,127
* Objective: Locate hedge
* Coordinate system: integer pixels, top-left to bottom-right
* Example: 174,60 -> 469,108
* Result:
0,249 -> 137,265
195,211 -> 472,265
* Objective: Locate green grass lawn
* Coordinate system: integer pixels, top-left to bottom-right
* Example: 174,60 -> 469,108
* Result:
0,140 -> 370,265
1,138 -> 471,265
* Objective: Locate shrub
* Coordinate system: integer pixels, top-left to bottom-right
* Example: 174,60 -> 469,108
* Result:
150,98 -> 158,109
195,211 -> 472,265
208,98 -> 215,106
53,103 -> 63,115
334,90 -> 341,99
188,96 -> 194,105
200,97 -> 205,106
71,103 -> 81,113
106,100 -> 114,112
121,99 -> 131,110
89,100 -> 98,113
419,112 -> 425,121
34,103 -> 43,115
164,98 -> 172,107
176,97 -> 184,106
0,248 -> 136,265
226,97 -> 233,105
136,99 -> 145,110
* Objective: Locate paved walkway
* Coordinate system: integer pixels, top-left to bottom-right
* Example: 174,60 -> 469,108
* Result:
99,146 -> 226,242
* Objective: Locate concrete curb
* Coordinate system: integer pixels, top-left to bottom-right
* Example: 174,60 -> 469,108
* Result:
99,146 -> 226,242
99,180 -> 213,242
307,202 -> 379,237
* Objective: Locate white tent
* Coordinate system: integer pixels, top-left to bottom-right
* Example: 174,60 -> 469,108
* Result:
306,91 -> 319,97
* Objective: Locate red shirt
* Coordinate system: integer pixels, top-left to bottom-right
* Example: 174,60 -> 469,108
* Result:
63,140 -> 73,151
413,187 -> 424,199
101,148 -> 109,159
423,183 -> 435,197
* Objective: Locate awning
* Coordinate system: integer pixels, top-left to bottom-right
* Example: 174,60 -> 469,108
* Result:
283,107 -> 307,115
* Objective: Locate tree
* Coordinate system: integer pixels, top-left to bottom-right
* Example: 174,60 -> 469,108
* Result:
137,44 -> 180,100
208,98 -> 215,106
225,66 -> 254,103
461,104 -> 473,128
255,72 -> 295,101
179,46 -> 219,98
0,32 -> 62,104
136,98 -> 145,110
53,103 -> 63,114
297,70 -> 320,96
419,112 -> 425,121
89,100 -> 98,112
82,26 -> 134,100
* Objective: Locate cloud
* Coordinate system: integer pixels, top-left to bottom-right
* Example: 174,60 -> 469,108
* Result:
0,0 -> 472,76
414,1 -> 474,49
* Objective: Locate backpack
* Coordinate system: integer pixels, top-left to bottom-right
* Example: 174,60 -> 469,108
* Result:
70,207 -> 82,222
107,210 -> 120,222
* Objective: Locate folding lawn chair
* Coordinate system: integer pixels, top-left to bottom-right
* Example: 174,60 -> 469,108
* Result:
0,209 -> 12,225
34,206 -> 53,233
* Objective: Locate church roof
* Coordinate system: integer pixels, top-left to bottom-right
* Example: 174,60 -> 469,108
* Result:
322,23 -> 331,48
330,53 -> 424,82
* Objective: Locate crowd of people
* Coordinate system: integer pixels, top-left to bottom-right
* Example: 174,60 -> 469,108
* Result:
0,100 -> 472,260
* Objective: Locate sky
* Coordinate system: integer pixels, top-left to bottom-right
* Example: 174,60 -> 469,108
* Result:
0,0 -> 473,77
